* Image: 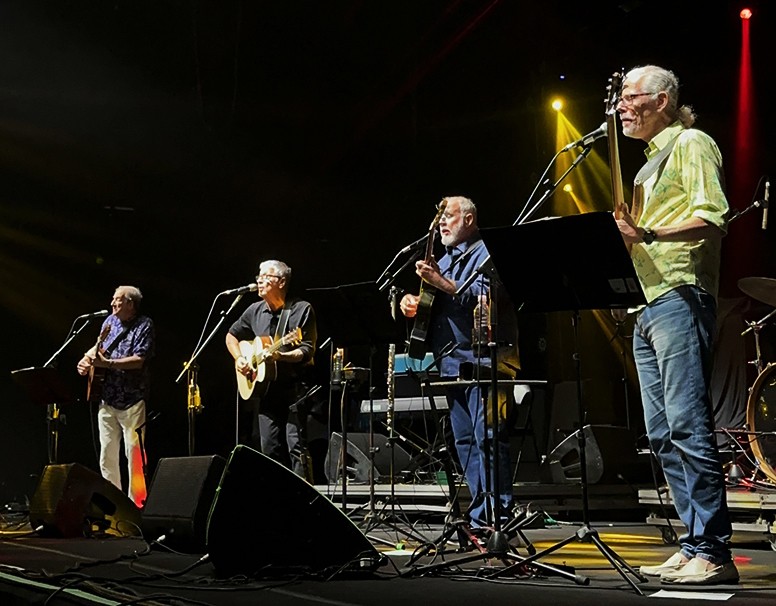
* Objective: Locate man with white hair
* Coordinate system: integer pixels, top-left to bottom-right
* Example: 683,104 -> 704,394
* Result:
614,65 -> 736,585
77,285 -> 154,508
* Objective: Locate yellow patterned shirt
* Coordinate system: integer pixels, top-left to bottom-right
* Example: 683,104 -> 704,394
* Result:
631,121 -> 729,304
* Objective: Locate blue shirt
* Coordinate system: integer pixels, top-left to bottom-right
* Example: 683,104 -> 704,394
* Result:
429,238 -> 519,378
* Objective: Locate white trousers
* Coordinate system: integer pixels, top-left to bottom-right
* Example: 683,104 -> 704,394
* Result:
97,400 -> 147,508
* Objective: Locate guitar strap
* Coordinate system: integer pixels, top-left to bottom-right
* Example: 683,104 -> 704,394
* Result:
445,238 -> 485,276
104,317 -> 139,357
630,132 -> 679,224
273,306 -> 291,341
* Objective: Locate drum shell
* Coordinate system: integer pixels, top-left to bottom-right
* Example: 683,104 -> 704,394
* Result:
746,363 -> 776,483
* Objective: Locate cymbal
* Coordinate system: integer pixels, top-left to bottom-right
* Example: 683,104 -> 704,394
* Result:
738,276 -> 776,307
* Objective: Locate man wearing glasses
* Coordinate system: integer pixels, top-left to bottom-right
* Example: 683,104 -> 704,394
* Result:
613,65 -> 736,585
225,259 -> 318,480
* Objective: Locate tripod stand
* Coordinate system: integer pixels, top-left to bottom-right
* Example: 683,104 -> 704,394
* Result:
400,261 -> 572,581
403,345 -> 485,561
307,281 -> 430,546
478,211 -> 649,593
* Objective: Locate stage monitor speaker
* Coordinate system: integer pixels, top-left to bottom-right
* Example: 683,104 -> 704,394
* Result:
540,424 -> 637,485
206,444 -> 380,577
141,455 -> 226,551
323,432 -> 413,483
29,463 -> 141,538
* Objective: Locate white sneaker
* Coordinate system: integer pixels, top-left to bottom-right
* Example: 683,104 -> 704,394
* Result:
660,557 -> 739,585
639,552 -> 689,577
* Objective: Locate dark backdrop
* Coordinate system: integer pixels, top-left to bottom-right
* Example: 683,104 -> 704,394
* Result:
2,1 -> 774,501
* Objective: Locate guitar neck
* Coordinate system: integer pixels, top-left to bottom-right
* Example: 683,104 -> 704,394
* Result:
605,70 -> 626,219
607,111 -> 626,217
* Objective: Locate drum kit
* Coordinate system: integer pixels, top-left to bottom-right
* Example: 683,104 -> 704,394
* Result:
737,277 -> 776,484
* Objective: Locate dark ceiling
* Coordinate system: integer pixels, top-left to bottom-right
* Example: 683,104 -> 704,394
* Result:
1,1 -> 773,489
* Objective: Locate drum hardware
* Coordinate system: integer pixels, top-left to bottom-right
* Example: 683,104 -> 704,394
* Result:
741,307 -> 776,375
739,276 -> 776,375
715,427 -> 766,485
738,276 -> 776,309
746,363 -> 776,484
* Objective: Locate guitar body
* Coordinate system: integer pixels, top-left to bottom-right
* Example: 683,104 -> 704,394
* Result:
407,286 -> 436,359
86,325 -> 111,404
87,366 -> 106,404
237,336 -> 277,399
235,327 -> 303,400
407,199 -> 448,361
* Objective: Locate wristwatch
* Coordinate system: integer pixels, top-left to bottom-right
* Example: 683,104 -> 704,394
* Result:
642,228 -> 658,245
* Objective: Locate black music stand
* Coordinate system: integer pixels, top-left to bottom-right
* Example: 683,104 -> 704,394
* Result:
305,281 -> 428,544
479,211 -> 649,593
11,366 -> 75,464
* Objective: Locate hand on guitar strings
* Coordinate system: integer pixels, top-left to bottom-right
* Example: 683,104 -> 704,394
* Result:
235,355 -> 257,380
613,202 -> 641,244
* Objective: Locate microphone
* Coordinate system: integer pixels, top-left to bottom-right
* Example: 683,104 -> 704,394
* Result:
561,122 -> 608,152
332,348 -> 344,387
762,180 -> 769,231
221,283 -> 258,296
77,309 -> 109,320
399,234 -> 428,254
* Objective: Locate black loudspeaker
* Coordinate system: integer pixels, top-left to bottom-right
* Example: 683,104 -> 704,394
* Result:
141,455 -> 226,551
29,463 -> 141,538
540,424 -> 637,485
206,445 -> 380,577
323,432 -> 413,483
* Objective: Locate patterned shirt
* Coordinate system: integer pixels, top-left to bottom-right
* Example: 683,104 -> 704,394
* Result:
99,314 -> 155,410
631,121 -> 729,304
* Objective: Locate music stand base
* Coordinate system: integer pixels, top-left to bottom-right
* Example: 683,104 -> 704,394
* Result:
359,498 -> 433,546
488,523 -> 647,594
400,523 -> 586,585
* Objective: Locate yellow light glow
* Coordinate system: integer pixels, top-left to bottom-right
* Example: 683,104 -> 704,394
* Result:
552,99 -> 563,111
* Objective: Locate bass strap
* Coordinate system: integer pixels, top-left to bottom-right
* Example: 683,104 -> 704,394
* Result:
630,133 -> 680,224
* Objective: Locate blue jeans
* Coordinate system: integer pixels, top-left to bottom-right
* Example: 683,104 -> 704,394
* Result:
446,383 -> 513,527
633,285 -> 732,564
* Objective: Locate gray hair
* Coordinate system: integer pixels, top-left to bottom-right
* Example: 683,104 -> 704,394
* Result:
116,285 -> 143,307
259,259 -> 292,281
445,196 -> 478,222
626,65 -> 696,128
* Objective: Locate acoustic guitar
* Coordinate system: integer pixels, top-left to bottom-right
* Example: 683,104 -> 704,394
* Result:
235,327 -> 303,399
86,324 -> 111,404
406,198 -> 448,360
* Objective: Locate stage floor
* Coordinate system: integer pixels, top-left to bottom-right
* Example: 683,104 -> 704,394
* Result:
3,503 -> 776,606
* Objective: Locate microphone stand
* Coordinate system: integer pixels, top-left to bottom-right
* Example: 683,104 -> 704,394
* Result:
515,145 -> 594,226
376,237 -> 426,292
176,293 -> 246,454
728,175 -> 769,225
37,316 -> 100,463
44,317 -> 100,368
402,266 -> 577,582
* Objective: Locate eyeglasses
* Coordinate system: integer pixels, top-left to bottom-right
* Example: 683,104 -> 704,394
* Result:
255,274 -> 280,282
617,92 -> 656,106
